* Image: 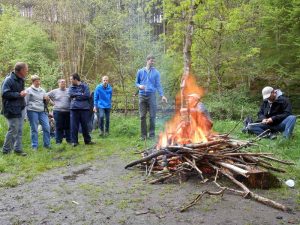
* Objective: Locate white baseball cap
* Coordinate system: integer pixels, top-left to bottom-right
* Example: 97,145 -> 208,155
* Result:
262,86 -> 274,100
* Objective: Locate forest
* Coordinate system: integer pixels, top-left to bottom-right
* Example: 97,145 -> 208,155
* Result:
0,0 -> 299,117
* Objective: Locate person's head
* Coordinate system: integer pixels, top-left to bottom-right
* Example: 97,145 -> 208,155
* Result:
31,74 -> 41,87
14,62 -> 28,78
70,73 -> 81,85
187,93 -> 201,107
58,79 -> 66,89
262,86 -> 276,102
102,76 -> 109,86
146,54 -> 155,68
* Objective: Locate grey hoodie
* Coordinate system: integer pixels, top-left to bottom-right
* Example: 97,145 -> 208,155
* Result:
25,86 -> 47,112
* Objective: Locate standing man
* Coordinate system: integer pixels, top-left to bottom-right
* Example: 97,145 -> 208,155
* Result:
48,79 -> 71,144
68,73 -> 95,147
247,86 -> 297,139
1,62 -> 28,156
93,76 -> 113,136
135,55 -> 167,140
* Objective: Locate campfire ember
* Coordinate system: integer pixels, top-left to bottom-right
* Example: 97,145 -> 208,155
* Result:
125,74 -> 295,212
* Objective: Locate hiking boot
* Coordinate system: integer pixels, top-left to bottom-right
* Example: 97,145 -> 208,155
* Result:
85,141 -> 96,145
15,151 -> 27,156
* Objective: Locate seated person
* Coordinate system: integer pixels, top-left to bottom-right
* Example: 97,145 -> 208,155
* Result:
247,86 -> 296,139
180,93 -> 213,136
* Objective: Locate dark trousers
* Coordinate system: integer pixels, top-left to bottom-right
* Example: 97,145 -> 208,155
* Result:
97,108 -> 111,133
139,93 -> 157,138
53,110 -> 71,144
70,109 -> 91,144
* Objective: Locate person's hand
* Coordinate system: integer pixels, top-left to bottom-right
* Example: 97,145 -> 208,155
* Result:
93,107 -> 97,113
262,118 -> 273,124
161,96 -> 167,103
20,90 -> 27,97
139,85 -> 145,90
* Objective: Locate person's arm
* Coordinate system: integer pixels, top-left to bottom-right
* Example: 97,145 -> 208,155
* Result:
74,83 -> 90,101
257,102 -> 266,122
155,71 -> 167,103
1,79 -> 22,99
135,70 -> 145,90
271,98 -> 292,123
93,87 -> 99,112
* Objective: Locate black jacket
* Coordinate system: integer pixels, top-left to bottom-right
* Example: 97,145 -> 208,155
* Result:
257,95 -> 292,125
1,72 -> 26,118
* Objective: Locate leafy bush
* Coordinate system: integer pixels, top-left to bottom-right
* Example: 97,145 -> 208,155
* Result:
205,89 -> 259,120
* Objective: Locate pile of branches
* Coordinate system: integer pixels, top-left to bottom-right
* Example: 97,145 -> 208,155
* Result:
125,131 -> 294,212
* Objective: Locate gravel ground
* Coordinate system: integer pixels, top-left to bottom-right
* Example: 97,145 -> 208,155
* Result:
0,156 -> 299,225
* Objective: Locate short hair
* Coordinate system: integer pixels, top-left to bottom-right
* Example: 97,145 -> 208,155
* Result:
146,54 -> 155,61
71,73 -> 80,81
102,76 -> 109,80
14,62 -> 27,72
58,79 -> 66,83
31,74 -> 40,83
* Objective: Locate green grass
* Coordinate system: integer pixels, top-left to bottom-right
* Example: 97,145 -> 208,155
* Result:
0,113 -> 299,195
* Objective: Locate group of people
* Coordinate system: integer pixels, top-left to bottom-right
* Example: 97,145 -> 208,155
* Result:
1,62 -> 112,156
1,56 -> 298,156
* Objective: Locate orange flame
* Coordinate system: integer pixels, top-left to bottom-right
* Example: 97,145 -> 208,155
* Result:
157,74 -> 213,150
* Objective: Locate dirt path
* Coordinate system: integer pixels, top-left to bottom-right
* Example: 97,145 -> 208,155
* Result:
0,155 -> 299,225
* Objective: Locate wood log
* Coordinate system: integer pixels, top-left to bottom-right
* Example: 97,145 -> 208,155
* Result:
125,149 -> 172,169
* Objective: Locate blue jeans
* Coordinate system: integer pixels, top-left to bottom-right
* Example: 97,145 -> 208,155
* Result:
97,108 -> 111,133
2,109 -> 25,153
139,93 -> 157,137
248,115 -> 297,138
27,111 -> 51,148
53,111 -> 71,144
70,110 -> 91,144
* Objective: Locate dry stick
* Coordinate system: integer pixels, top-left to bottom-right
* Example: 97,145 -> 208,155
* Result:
259,155 -> 295,165
183,156 -> 204,180
125,148 -> 178,169
220,170 -> 292,212
147,159 -> 156,176
224,120 -> 242,137
224,152 -> 273,156
180,189 -> 226,212
185,140 -> 227,148
148,173 -> 174,184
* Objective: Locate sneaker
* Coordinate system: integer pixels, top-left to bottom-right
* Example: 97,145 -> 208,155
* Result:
44,146 -> 52,150
15,151 -> 27,156
2,151 -> 10,155
85,141 -> 95,145
32,147 -> 38,151
72,143 -> 79,147
99,131 -> 104,137
140,136 -> 147,141
264,133 -> 277,140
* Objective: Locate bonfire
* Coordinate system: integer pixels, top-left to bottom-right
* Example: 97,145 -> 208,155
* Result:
125,74 -> 294,212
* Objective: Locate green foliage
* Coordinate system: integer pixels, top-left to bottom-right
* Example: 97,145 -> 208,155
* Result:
0,6 -> 60,89
205,89 -> 259,120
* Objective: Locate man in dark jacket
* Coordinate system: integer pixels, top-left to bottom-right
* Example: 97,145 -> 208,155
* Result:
1,62 -> 28,156
248,86 -> 296,139
68,73 -> 95,147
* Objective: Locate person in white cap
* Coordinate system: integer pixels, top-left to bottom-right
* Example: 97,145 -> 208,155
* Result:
247,86 -> 296,139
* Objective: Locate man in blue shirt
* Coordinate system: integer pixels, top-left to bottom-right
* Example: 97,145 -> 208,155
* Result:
135,55 -> 167,140
93,76 -> 113,136
68,73 -> 95,147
